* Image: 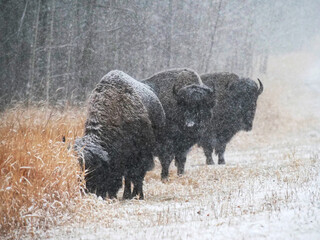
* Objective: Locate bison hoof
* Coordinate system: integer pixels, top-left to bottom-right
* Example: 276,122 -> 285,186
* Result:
161,171 -> 169,181
161,177 -> 169,183
218,160 -> 225,165
132,195 -> 144,200
123,193 -> 132,200
206,159 -> 215,165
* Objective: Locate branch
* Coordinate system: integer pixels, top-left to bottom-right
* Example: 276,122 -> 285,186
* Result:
18,0 -> 29,35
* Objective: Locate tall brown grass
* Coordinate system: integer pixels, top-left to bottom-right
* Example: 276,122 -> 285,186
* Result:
0,106 -> 86,237
0,67 -> 316,238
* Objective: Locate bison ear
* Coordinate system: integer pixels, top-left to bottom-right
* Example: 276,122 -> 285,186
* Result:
88,144 -> 110,164
172,84 -> 179,99
227,81 -> 237,92
206,87 -> 216,108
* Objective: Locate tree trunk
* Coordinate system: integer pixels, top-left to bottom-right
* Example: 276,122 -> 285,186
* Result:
28,0 -> 41,103
45,0 -> 55,104
204,0 -> 222,73
165,0 -> 173,68
78,0 -> 96,101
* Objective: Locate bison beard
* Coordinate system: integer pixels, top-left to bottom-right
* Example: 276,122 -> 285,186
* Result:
198,72 -> 263,165
75,70 -> 165,199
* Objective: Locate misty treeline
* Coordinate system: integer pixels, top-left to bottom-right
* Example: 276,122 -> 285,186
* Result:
0,0 -> 317,109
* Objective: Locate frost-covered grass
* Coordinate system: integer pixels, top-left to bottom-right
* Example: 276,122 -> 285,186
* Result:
1,58 -> 320,239
0,106 -> 86,237
1,104 -> 318,239
19,139 -> 319,240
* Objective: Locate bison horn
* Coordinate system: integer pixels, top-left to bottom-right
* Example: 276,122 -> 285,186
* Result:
204,86 -> 215,98
257,78 -> 263,95
203,85 -> 214,94
204,86 -> 215,107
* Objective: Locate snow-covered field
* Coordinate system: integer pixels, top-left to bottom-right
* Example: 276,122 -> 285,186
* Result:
39,95 -> 320,237
35,135 -> 320,240
7,48 -> 320,240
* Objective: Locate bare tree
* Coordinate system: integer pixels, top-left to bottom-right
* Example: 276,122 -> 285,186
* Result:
1,0 -> 318,109
164,0 -> 173,68
45,0 -> 55,103
204,0 -> 223,73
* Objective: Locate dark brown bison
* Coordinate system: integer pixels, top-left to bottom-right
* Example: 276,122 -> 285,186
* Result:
198,72 -> 263,165
75,70 -> 165,199
142,68 -> 215,180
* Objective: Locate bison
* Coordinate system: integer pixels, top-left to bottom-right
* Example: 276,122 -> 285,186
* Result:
74,70 -> 165,199
142,68 -> 215,180
198,72 -> 263,165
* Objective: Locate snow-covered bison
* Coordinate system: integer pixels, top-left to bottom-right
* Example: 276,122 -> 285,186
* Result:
142,68 -> 215,180
198,72 -> 263,165
74,70 -> 165,199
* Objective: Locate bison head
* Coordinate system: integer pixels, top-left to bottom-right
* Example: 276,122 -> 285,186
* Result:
74,137 -> 118,198
173,84 -> 215,134
74,137 -> 110,170
228,78 -> 263,131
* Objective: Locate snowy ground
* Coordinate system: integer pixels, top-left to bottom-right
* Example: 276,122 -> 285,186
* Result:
13,48 -> 320,239
29,129 -> 320,240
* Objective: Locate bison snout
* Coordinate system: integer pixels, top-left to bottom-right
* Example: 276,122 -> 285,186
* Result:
245,125 -> 252,131
243,120 -> 253,131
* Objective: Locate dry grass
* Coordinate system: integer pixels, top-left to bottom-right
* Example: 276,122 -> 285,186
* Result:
0,105 -> 86,237
1,58 -> 319,239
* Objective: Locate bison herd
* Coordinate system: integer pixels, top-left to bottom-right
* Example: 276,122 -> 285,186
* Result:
74,68 -> 263,200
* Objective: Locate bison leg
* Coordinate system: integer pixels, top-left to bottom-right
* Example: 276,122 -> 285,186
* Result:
131,177 -> 144,200
138,183 -> 144,200
200,136 -> 217,165
95,187 -> 107,199
175,152 -> 187,176
215,142 -> 226,165
160,161 -> 170,180
123,177 -> 132,200
132,184 -> 138,197
159,153 -> 173,181
203,144 -> 214,165
107,176 -> 122,199
132,181 -> 144,200
108,190 -> 118,199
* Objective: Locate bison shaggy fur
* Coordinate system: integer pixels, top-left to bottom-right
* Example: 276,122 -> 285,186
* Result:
75,70 -> 165,199
198,72 -> 263,165
142,68 -> 215,180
